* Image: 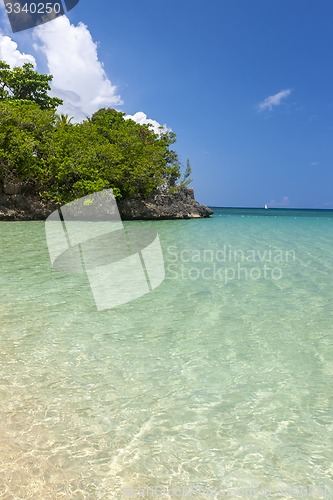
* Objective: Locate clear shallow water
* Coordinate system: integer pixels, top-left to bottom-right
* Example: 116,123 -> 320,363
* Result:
1,208 -> 333,498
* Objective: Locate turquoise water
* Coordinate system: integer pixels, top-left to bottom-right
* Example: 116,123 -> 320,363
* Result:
1,208 -> 333,498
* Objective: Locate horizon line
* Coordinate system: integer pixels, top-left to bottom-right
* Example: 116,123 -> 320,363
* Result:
208,206 -> 333,211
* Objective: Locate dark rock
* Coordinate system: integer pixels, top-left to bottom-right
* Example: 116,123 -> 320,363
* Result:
118,187 -> 213,220
0,192 -> 55,220
0,187 -> 213,221
3,178 -> 22,195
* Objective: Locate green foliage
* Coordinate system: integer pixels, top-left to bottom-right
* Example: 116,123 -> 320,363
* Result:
0,62 -> 183,206
0,100 -> 55,188
90,108 -> 181,198
55,113 -> 74,128
179,158 -> 193,187
0,103 -> 182,205
0,61 -> 62,110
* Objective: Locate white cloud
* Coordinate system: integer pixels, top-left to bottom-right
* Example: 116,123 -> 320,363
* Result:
32,16 -> 122,120
124,111 -> 169,135
266,196 -> 290,208
0,35 -> 36,67
0,17 -> 169,132
258,89 -> 292,112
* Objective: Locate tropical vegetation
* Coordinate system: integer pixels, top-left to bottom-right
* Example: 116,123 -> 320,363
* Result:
0,61 -> 191,206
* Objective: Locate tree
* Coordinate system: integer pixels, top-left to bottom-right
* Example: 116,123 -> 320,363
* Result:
38,108 -> 182,204
0,102 -> 184,206
180,158 -> 193,187
0,61 -> 62,110
0,100 -> 56,189
55,113 -> 74,128
89,108 -> 181,198
42,119 -> 117,203
0,59 -> 184,206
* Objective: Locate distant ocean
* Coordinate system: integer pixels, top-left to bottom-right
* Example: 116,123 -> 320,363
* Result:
213,206 -> 333,217
1,208 -> 333,498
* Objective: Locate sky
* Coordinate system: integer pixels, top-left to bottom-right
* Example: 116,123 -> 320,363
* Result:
1,0 -> 333,208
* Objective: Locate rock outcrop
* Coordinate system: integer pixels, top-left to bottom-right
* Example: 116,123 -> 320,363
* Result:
0,193 -> 53,220
0,186 -> 213,221
118,188 -> 213,219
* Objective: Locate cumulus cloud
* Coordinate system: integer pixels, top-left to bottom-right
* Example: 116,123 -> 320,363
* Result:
266,196 -> 290,208
0,16 -> 169,131
33,16 -> 122,120
0,35 -> 36,67
258,89 -> 291,112
124,111 -> 169,135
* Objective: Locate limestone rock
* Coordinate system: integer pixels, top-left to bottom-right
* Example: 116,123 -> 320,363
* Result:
0,187 -> 213,221
118,187 -> 213,220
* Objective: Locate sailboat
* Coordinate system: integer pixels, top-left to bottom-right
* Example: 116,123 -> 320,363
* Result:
264,204 -> 268,209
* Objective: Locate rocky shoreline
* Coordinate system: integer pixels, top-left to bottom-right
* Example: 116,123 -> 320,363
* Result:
118,187 -> 213,220
0,187 -> 213,221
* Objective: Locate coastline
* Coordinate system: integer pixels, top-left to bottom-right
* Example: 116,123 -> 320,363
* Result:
0,187 -> 213,221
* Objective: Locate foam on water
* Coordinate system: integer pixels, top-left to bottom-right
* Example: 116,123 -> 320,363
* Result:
1,211 -> 333,498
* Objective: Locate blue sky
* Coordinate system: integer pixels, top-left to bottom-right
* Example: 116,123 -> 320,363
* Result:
1,0 -> 333,208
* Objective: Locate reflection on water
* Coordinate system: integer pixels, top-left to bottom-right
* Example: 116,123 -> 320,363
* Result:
1,214 -> 333,498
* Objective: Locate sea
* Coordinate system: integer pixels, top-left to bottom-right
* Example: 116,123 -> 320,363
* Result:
1,207 -> 333,498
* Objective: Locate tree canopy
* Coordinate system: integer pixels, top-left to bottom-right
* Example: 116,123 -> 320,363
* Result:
0,61 -> 63,110
0,60 -> 183,205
